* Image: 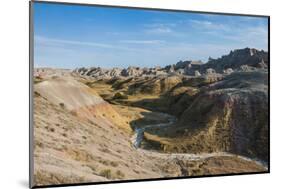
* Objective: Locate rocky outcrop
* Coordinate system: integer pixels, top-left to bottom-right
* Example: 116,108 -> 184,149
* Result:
73,48 -> 268,79
70,48 -> 269,163
194,70 -> 201,77
206,68 -> 216,75
202,48 -> 268,73
121,67 -> 143,77
34,68 -> 71,78
144,71 -> 268,162
34,47 -> 269,185
109,67 -> 122,77
181,71 -> 268,161
223,68 -> 234,74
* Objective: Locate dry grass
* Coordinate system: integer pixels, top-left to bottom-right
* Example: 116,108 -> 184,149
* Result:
115,170 -> 125,179
34,171 -> 86,186
99,169 -> 112,179
99,169 -> 125,179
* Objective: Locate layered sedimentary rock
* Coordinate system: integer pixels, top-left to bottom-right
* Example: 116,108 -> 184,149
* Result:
34,77 -> 130,131
143,71 -> 268,162
74,48 -> 268,79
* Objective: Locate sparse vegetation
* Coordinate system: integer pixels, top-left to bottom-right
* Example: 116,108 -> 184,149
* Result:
110,161 -> 119,167
34,91 -> 41,97
113,92 -> 128,100
59,102 -> 65,109
34,76 -> 43,84
70,111 -> 78,116
115,170 -> 125,178
99,148 -> 110,153
99,169 -> 112,179
86,164 -> 96,172
87,119 -> 94,124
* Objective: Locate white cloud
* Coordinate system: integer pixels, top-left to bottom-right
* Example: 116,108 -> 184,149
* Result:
214,25 -> 268,48
35,36 -> 139,51
190,19 -> 230,31
143,22 -> 176,34
35,36 -> 117,49
188,18 -> 268,50
144,23 -> 177,28
145,27 -> 173,34
119,40 -> 165,44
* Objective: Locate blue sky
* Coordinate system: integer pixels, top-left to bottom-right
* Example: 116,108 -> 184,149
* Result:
34,2 -> 268,69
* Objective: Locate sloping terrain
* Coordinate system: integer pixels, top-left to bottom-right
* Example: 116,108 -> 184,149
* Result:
33,48 -> 268,186
33,93 -> 163,185
33,77 -> 163,185
35,77 -> 130,132
143,71 -> 269,162
76,65 -> 268,164
108,75 -> 182,95
33,73 -> 267,186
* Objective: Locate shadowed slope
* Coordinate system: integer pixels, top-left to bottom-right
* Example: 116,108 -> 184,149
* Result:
143,71 -> 269,162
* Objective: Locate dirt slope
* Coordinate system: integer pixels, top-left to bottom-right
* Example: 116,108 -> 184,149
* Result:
143,71 -> 269,162
33,77 -> 165,185
33,75 -> 267,186
35,77 -> 130,132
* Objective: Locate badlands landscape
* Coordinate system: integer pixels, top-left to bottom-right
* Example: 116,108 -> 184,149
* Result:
33,48 -> 269,186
